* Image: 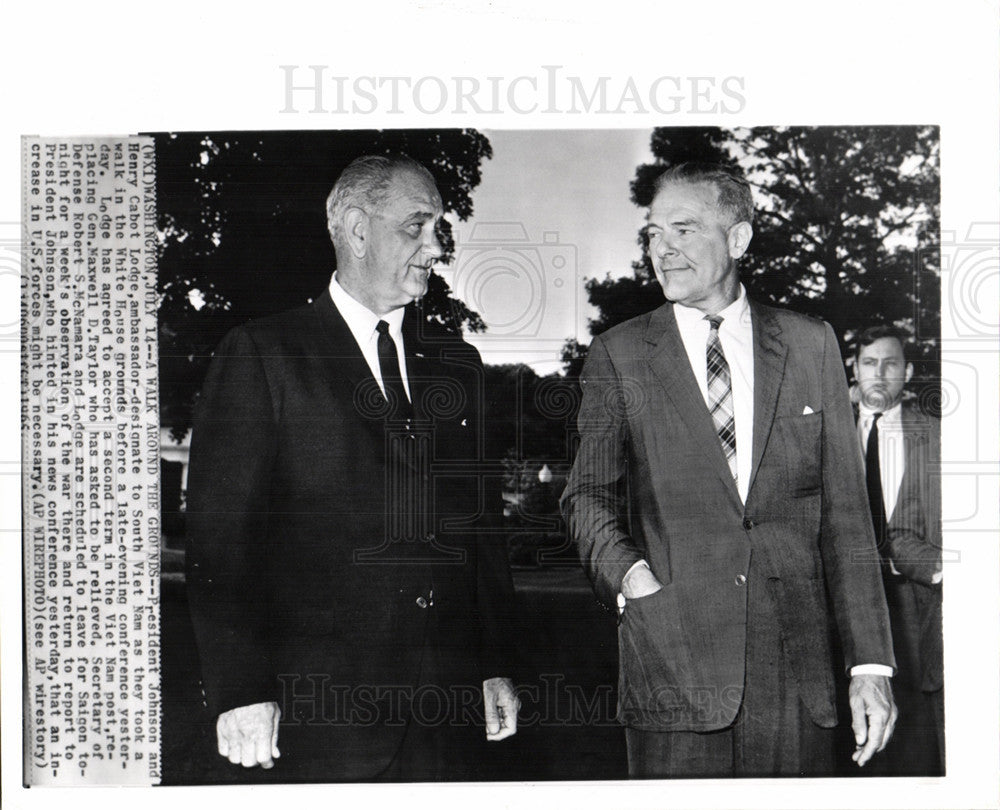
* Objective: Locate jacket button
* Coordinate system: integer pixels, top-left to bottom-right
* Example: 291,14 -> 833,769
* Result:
416,596 -> 428,608
735,574 -> 747,586
742,518 -> 754,530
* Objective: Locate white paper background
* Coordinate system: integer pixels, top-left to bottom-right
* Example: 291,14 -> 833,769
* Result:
3,1 -> 998,808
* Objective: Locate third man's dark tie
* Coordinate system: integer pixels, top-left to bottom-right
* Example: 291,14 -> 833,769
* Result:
376,320 -> 413,422
865,412 -> 888,550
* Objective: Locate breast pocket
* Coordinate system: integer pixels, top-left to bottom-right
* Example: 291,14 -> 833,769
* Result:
774,412 -> 823,494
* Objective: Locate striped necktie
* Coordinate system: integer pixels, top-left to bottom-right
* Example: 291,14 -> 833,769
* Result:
706,314 -> 737,483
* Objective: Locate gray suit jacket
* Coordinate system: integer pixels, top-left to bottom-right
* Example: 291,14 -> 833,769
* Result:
883,405 -> 943,693
561,299 -> 894,731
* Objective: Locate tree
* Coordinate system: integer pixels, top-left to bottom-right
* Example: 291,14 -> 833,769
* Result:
151,129 -> 493,439
484,363 -> 579,464
573,126 -> 941,409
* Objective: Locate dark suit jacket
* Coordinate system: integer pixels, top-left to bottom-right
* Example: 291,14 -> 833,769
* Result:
561,299 -> 895,732
878,404 -> 943,694
185,289 -> 516,779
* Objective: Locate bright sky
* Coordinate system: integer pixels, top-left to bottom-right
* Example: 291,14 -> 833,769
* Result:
439,129 -> 655,374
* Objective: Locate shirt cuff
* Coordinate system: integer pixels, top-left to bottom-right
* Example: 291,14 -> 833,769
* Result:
617,560 -> 650,613
932,569 -> 943,585
850,664 -> 894,677
622,559 -> 650,586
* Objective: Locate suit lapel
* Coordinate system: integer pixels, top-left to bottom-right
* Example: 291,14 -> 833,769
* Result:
313,288 -> 381,399
646,303 -> 742,506
746,301 -> 788,499
312,290 -> 417,459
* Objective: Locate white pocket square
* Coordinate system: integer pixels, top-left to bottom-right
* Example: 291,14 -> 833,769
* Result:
802,405 -> 815,415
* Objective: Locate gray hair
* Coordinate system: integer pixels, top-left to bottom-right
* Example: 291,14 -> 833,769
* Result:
652,161 -> 754,225
325,154 -> 435,247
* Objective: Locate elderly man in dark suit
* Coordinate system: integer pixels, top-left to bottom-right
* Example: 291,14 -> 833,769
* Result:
854,325 -> 943,775
561,161 -> 897,777
185,154 -> 519,782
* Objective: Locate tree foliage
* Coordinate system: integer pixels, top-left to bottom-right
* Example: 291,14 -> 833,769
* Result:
484,363 -> 580,464
152,129 -> 493,439
576,126 -> 941,409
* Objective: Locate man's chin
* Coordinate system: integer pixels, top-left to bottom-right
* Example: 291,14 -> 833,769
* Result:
403,285 -> 428,306
655,277 -> 688,301
860,388 -> 898,411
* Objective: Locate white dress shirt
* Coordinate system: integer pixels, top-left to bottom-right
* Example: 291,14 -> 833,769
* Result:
673,286 -> 755,504
328,273 -> 411,401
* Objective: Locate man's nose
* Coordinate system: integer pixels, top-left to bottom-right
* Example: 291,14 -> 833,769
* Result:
424,228 -> 443,259
653,232 -> 676,258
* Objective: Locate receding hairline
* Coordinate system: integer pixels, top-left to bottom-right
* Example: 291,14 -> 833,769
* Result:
325,155 -> 441,247
650,161 -> 755,226
385,166 -> 443,208
651,177 -> 746,225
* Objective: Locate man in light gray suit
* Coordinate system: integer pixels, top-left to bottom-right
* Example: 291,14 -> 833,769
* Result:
561,161 -> 897,777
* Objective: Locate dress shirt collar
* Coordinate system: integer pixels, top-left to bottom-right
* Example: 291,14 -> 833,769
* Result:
859,399 -> 903,425
673,284 -> 751,333
328,273 -> 406,346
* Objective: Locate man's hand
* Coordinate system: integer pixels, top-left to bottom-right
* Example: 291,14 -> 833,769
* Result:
621,564 -> 662,600
217,701 -> 281,769
848,674 -> 897,767
483,677 -> 519,742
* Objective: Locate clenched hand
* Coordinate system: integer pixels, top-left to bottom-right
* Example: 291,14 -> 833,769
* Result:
217,701 -> 281,769
483,677 -> 519,742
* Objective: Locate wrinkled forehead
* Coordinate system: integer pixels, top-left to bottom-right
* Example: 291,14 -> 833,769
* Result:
648,179 -> 722,220
384,167 -> 443,218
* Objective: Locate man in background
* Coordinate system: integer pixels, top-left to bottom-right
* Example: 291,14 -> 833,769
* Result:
855,325 -> 944,775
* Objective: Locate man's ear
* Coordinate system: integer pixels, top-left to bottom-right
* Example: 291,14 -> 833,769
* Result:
904,362 -> 914,385
728,221 -> 753,259
343,207 -> 369,259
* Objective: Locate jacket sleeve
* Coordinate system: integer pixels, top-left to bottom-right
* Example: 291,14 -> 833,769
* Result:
887,415 -> 942,586
560,336 -> 644,609
816,322 -> 895,672
185,326 -> 279,716
476,477 -> 523,682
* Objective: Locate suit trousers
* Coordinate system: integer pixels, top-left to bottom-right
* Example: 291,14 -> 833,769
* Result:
626,569 -> 835,778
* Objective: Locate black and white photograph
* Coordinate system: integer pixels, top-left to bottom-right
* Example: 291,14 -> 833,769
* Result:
4,3 -> 999,810
150,125 -> 942,784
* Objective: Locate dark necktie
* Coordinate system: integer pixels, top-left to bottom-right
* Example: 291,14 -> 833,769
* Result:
375,320 -> 413,422
705,315 -> 737,483
865,412 -> 888,550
